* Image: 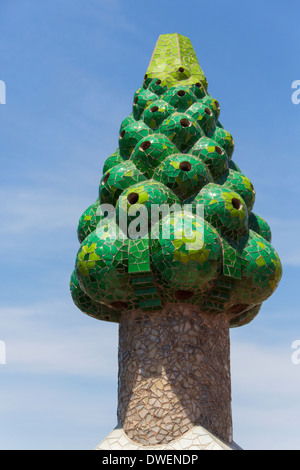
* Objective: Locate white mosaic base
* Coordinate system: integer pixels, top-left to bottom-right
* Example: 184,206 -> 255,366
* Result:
95,425 -> 242,451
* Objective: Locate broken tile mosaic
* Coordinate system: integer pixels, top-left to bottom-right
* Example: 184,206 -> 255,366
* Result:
71,32 -> 282,330
71,33 -> 283,451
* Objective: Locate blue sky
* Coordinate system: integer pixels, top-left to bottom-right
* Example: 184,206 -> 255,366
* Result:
0,0 -> 299,450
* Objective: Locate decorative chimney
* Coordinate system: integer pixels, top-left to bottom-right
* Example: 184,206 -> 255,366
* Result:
70,34 -> 282,451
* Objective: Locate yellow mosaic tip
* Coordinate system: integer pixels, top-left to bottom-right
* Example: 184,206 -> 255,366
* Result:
146,33 -> 208,90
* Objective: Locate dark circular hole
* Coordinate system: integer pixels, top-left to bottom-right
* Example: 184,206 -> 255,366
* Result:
174,290 -> 194,301
215,146 -> 223,155
127,192 -> 139,205
232,198 -> 242,210
177,90 -> 186,97
195,82 -> 202,88
214,100 -> 220,110
180,118 -> 191,128
179,161 -> 192,172
120,130 -> 125,139
144,74 -> 148,80
229,304 -> 249,315
178,67 -> 185,73
134,96 -> 138,104
204,107 -> 212,116
139,140 -> 151,151
156,79 -> 161,85
110,301 -> 128,310
102,173 -> 110,184
150,106 -> 159,113
102,209 -> 114,220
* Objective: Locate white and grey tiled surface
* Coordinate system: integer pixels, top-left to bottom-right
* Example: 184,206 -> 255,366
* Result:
95,425 -> 241,451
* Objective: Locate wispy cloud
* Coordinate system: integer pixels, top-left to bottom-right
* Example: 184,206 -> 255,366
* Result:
1,297 -> 300,449
231,340 -> 299,396
0,300 -> 118,377
233,405 -> 300,450
230,339 -> 300,449
0,187 -> 86,235
0,297 -> 119,449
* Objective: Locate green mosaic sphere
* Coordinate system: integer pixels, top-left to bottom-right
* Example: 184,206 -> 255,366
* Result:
217,169 -> 256,212
201,95 -> 221,121
186,102 -> 216,136
100,160 -> 147,206
193,183 -> 248,240
249,212 -> 272,242
103,148 -> 124,174
142,99 -> 176,130
119,120 -> 153,159
210,127 -> 235,159
119,114 -> 135,134
75,223 -> 136,308
132,88 -> 158,120
163,85 -> 198,112
130,134 -> 179,178
189,137 -> 229,179
153,153 -> 212,201
70,270 -> 120,323
148,77 -> 169,96
189,82 -> 207,99
77,199 -> 102,244
232,230 -> 282,305
150,211 -> 222,301
116,180 -> 181,236
142,73 -> 153,89
159,112 -> 204,152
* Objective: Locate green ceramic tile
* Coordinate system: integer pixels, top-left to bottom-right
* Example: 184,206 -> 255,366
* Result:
71,33 -> 282,329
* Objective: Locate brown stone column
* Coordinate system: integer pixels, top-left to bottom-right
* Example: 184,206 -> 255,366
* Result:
117,304 -> 233,446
